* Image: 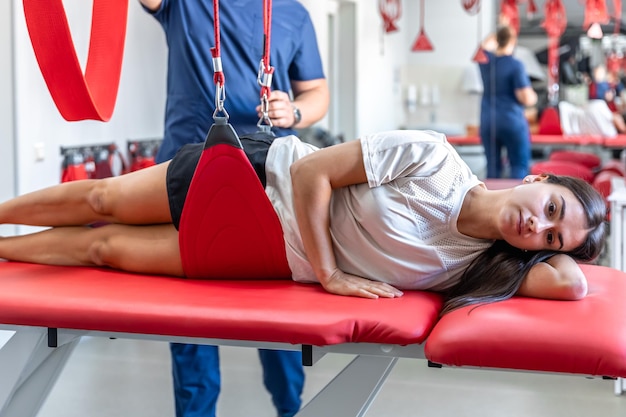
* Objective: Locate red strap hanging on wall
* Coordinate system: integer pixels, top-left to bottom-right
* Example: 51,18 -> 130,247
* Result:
462,0 -> 481,14
22,0 -> 129,122
380,0 -> 402,33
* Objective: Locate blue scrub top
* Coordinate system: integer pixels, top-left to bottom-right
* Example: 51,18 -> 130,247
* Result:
147,0 -> 325,161
479,50 -> 531,131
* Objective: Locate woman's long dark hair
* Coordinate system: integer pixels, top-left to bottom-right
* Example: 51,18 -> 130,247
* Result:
440,174 -> 607,316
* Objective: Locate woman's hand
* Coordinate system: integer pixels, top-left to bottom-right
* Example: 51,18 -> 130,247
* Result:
321,269 -> 404,299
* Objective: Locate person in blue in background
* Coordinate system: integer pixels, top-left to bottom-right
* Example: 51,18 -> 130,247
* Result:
479,23 -> 537,179
139,1 -> 329,416
589,64 -> 624,113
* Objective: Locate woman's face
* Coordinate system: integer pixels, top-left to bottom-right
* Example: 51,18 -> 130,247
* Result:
497,179 -> 588,252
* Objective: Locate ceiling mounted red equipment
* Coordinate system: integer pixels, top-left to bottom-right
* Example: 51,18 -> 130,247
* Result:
379,0 -> 402,33
500,0 -> 520,34
412,0 -> 433,51
462,0 -> 488,63
584,0 -> 610,38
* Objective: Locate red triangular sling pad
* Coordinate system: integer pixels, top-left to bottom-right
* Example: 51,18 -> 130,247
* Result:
179,119 -> 291,279
22,0 -> 128,121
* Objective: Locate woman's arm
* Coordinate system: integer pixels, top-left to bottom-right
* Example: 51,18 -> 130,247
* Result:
516,254 -> 588,300
515,86 -> 538,107
481,33 -> 497,52
290,140 -> 403,299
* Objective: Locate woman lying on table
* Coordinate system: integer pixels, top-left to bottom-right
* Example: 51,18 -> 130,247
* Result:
0,130 -> 606,314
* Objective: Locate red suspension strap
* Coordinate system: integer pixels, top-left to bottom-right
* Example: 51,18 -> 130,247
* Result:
178,0 -> 290,280
257,0 -> 275,131
23,0 -> 128,122
210,0 -> 228,119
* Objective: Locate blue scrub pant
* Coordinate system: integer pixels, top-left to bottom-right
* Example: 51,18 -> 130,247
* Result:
170,343 -> 304,417
480,123 -> 531,179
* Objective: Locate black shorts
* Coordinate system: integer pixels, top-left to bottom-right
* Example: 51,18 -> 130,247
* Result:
166,132 -> 275,230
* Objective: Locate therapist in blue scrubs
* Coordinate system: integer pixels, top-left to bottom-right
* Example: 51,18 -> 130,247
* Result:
139,1 -> 329,416
479,24 -> 537,179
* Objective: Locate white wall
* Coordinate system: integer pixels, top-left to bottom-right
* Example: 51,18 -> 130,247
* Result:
11,0 -> 167,195
0,1 -> 16,237
352,0 -> 406,136
300,0 -> 494,138
300,0 -> 406,139
401,1 -> 496,133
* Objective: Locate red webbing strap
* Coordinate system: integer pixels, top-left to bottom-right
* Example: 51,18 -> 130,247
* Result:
179,121 -> 291,280
259,0 -> 274,100
379,0 -> 401,33
23,0 -> 128,121
179,2 -> 288,278
210,0 -> 225,88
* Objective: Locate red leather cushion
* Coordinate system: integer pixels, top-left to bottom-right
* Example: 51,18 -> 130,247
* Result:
549,150 -> 601,170
0,261 -> 442,346
530,160 -> 596,183
179,142 -> 291,279
592,170 -> 619,220
599,159 -> 626,177
593,170 -> 619,201
61,164 -> 88,183
538,107 -> 563,135
425,265 -> 626,378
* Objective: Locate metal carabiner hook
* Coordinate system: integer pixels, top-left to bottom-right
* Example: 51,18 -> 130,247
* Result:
256,93 -> 273,132
212,83 -> 230,120
257,59 -> 274,90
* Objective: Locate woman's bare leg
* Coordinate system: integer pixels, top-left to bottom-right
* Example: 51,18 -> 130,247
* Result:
0,162 -> 172,227
0,223 -> 183,276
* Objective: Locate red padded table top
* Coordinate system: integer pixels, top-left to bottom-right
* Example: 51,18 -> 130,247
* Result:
530,134 -> 606,146
603,134 -> 626,149
0,261 -> 442,346
425,265 -> 626,378
447,135 -> 609,147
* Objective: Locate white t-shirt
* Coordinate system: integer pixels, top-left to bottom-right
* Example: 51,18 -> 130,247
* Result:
264,130 -> 493,291
558,100 -> 618,137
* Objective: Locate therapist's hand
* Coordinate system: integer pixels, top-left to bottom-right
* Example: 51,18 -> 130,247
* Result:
321,269 -> 404,299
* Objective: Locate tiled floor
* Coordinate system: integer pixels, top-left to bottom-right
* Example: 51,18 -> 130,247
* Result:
33,336 -> 626,417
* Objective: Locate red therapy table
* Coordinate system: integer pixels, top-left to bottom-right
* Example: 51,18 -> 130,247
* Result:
0,262 -> 625,416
